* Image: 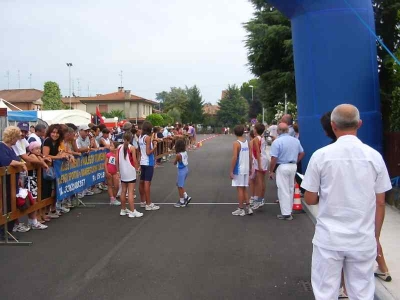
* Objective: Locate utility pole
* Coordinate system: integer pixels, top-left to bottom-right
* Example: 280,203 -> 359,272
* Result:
28,73 -> 32,88
77,78 -> 81,96
284,93 -> 288,114
17,69 -> 20,89
87,82 -> 90,96
119,70 -> 123,87
66,63 -> 73,109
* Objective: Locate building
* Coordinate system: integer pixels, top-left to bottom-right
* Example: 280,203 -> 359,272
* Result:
203,103 -> 219,116
61,97 -> 86,110
77,87 -> 157,124
0,89 -> 43,110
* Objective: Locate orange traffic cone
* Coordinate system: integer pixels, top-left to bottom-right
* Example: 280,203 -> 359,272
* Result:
292,183 -> 304,213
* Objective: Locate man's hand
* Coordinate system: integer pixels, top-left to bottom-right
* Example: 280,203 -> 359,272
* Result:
230,172 -> 234,180
269,171 -> 275,180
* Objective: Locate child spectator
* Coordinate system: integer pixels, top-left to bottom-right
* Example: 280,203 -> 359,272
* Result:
105,141 -> 121,206
173,138 -> 192,207
248,130 -> 256,205
230,125 -> 253,216
117,132 -> 142,218
26,141 -> 49,229
138,121 -> 160,211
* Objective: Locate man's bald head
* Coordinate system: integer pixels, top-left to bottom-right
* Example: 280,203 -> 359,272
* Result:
331,104 -> 361,130
277,122 -> 289,134
281,114 -> 293,125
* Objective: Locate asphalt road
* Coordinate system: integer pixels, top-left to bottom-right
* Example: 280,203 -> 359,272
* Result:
0,134 -> 315,300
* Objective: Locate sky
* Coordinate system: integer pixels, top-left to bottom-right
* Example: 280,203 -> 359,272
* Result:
1,0 -> 255,104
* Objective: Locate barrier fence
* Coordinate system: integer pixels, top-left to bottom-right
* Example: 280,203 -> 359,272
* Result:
0,137 -> 188,246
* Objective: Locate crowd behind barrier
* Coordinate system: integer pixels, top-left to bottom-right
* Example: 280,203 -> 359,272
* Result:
0,135 -> 189,233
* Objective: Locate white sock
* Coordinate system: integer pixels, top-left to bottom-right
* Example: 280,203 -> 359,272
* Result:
184,192 -> 188,198
180,198 -> 185,203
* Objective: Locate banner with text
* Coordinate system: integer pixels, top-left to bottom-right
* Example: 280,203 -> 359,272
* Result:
53,150 -> 107,200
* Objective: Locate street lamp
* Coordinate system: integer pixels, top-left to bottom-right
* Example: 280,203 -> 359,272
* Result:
66,63 -> 73,109
249,85 -> 254,102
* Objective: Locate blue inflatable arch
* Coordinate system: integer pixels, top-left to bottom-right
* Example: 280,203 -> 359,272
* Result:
266,0 -> 382,169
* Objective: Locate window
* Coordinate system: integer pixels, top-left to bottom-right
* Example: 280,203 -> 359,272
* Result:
99,104 -> 108,113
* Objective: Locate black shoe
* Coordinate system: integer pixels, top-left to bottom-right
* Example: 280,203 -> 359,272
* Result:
184,196 -> 192,206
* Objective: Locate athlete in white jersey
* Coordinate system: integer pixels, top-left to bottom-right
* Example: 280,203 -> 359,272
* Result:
138,121 -> 160,211
230,125 -> 253,216
252,123 -> 269,209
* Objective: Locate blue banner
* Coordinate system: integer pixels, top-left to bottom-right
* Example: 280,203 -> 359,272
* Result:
53,149 -> 107,200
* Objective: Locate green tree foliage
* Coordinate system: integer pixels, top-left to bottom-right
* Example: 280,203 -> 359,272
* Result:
217,85 -> 249,126
240,79 -> 262,119
163,87 -> 188,114
274,101 -> 297,122
155,91 -> 168,111
184,85 -> 204,124
160,113 -> 173,126
244,3 -> 295,109
102,109 -> 125,119
145,114 -> 164,126
167,108 -> 181,124
390,88 -> 400,131
375,1 -> 400,128
42,81 -> 63,110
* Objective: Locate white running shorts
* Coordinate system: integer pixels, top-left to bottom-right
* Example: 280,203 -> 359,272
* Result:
232,174 -> 249,187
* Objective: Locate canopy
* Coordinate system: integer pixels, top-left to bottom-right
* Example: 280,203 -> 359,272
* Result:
0,99 -> 11,111
37,109 -> 91,126
8,111 -> 38,122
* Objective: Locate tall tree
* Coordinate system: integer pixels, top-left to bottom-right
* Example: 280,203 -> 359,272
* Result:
244,3 -> 295,109
42,81 -> 63,110
163,87 -> 188,114
217,85 -> 249,126
240,79 -> 262,119
155,91 -> 168,111
184,85 -> 204,124
374,0 -> 400,127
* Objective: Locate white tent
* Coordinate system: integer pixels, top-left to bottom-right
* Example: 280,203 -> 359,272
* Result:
37,109 -> 91,126
0,99 -> 12,111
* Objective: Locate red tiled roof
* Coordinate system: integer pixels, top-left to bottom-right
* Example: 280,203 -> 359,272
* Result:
0,89 -> 43,102
77,92 -> 157,104
61,97 -> 82,104
203,104 -> 219,115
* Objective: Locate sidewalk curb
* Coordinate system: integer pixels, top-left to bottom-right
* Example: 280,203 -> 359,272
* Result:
301,200 -> 397,300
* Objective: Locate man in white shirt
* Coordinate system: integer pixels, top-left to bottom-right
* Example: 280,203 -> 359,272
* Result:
268,120 -> 278,140
27,124 -> 46,146
301,104 -> 392,300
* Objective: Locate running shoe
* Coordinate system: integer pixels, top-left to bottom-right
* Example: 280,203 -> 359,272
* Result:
120,208 -> 132,216
174,200 -> 185,208
31,222 -> 48,230
277,214 -> 293,221
128,210 -> 143,218
232,208 -> 245,216
184,196 -> 192,206
145,203 -> 160,211
13,223 -> 30,232
110,199 -> 121,206
140,202 -> 146,208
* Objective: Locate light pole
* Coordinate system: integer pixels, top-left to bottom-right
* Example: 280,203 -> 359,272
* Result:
66,63 -> 73,109
284,93 -> 288,114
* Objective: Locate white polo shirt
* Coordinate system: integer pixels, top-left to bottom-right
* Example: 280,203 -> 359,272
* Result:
301,135 -> 392,251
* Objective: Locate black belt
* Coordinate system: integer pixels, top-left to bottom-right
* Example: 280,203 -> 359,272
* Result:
274,162 -> 296,172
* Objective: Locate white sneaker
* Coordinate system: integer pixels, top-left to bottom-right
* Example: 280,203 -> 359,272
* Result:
47,211 -> 60,219
92,187 -> 102,194
85,190 -> 95,196
140,202 -> 146,208
251,202 -> 260,210
120,208 -> 132,216
110,199 -> 121,206
145,203 -> 160,211
128,210 -> 143,218
58,206 -> 70,213
259,199 -> 265,207
77,193 -> 85,199
13,223 -> 31,232
232,208 -> 245,216
31,222 -> 48,230
245,206 -> 253,215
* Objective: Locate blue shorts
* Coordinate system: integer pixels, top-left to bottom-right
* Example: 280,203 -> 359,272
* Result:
140,165 -> 154,182
177,167 -> 189,188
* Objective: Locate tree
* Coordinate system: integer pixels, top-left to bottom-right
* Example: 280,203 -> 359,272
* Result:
217,85 -> 249,126
167,108 -> 181,124
243,3 -> 295,109
42,81 -> 63,110
184,85 -> 204,124
163,87 -> 188,114
273,101 -> 297,122
145,114 -> 164,126
102,109 -> 125,119
155,91 -> 168,111
160,113 -> 173,126
240,79 -> 262,119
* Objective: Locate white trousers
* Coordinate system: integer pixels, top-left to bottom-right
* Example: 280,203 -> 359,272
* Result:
312,245 -> 376,300
276,163 -> 297,215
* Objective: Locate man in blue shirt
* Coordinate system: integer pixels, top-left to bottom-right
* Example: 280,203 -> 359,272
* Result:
269,123 -> 305,220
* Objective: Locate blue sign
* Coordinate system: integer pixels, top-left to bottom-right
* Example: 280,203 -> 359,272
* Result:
251,118 -> 257,124
53,149 -> 107,200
